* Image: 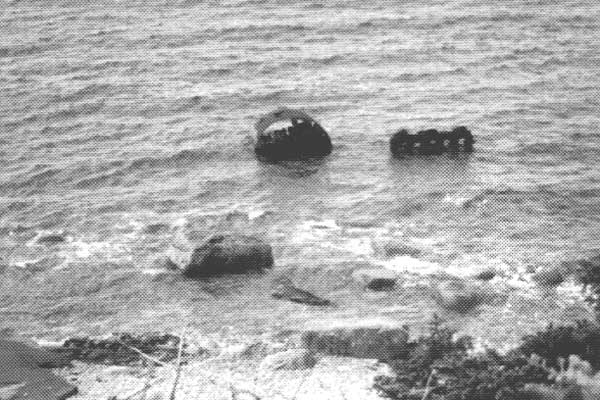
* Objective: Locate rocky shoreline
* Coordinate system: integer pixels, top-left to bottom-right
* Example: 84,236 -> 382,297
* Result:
7,312 -> 600,400
4,235 -> 600,399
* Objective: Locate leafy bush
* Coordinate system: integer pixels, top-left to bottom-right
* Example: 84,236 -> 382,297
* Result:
374,315 -> 552,400
519,320 -> 600,370
573,255 -> 600,313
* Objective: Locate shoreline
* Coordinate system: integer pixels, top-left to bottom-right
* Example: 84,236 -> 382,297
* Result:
6,312 -> 600,400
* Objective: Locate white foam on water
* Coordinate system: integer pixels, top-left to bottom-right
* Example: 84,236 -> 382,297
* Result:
443,194 -> 472,207
172,216 -> 188,228
61,239 -> 131,262
325,237 -> 374,257
247,209 -> 267,220
141,268 -> 173,276
11,259 -> 43,269
291,219 -> 341,244
376,255 -> 441,275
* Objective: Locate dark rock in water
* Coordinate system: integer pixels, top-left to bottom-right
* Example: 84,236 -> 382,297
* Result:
390,126 -> 474,157
36,234 -> 67,245
474,269 -> 497,281
0,339 -> 77,400
351,268 -> 397,291
533,268 -> 565,287
301,320 -> 409,361
272,278 -> 332,306
254,107 -> 332,161
184,234 -> 274,277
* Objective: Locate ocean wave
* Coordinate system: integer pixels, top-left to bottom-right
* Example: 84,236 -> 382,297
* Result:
304,2 -> 324,9
42,102 -> 105,122
218,23 -> 308,36
50,84 -> 114,103
90,60 -> 141,72
421,12 -> 536,30
533,57 -> 570,69
0,168 -> 64,193
38,124 -> 85,137
391,68 -> 468,82
305,54 -> 343,65
357,15 -> 413,29
33,130 -> 134,150
443,187 -> 524,208
512,46 -> 554,56
198,68 -> 233,78
245,88 -> 298,103
74,170 -> 125,189
446,185 -> 600,221
127,149 -> 223,171
519,142 -> 566,155
0,44 -> 51,58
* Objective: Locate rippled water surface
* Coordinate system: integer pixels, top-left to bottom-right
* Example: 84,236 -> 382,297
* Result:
1,0 -> 600,343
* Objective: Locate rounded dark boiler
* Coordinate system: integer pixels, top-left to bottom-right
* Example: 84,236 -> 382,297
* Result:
254,107 -> 333,161
390,126 -> 474,156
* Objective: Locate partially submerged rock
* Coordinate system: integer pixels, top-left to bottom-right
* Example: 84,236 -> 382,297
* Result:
260,349 -> 317,370
272,277 -> 332,306
434,279 -> 499,313
254,107 -> 333,161
0,339 -> 77,400
390,126 -> 474,156
351,268 -> 397,290
183,234 -> 274,278
301,320 -> 409,361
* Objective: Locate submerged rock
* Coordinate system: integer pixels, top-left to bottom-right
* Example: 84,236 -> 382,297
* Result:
183,234 -> 274,277
301,320 -> 409,361
381,241 -> 421,258
143,223 -> 170,235
254,107 -> 333,161
533,267 -> 565,287
434,279 -> 499,313
260,349 -> 317,370
36,233 -> 67,245
272,277 -> 332,306
351,268 -> 397,290
474,269 -> 497,281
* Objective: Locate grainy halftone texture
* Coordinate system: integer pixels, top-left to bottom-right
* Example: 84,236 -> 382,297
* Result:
1,0 -> 599,398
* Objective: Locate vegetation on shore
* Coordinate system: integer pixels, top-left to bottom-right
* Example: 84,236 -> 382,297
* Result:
373,254 -> 600,400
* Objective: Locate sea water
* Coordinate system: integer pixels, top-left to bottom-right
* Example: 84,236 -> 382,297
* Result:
1,0 -> 599,345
